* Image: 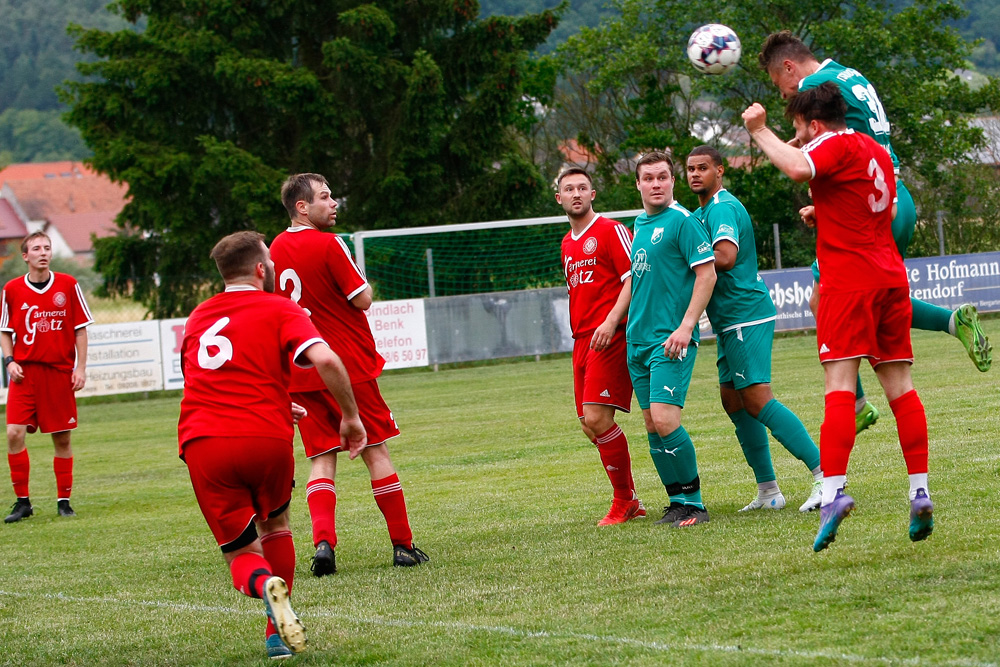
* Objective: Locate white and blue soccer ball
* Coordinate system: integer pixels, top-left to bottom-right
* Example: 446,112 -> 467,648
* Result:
686,24 -> 742,75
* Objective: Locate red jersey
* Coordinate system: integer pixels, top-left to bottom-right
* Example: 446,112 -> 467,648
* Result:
561,214 -> 633,339
802,129 -> 907,294
270,226 -> 384,391
177,286 -> 326,455
0,272 -> 93,371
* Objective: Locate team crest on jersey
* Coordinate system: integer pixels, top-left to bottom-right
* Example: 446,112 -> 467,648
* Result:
697,242 -> 711,254
632,248 -> 651,276
583,237 -> 598,255
651,228 -> 664,245
52,292 -> 67,308
718,224 -> 734,235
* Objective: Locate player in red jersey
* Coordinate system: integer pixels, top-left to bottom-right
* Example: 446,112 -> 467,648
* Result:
180,231 -> 366,659
270,173 -> 427,574
1,232 -> 92,523
743,82 -> 934,551
555,167 -> 644,525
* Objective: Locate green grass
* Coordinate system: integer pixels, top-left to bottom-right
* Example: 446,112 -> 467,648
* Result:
1,326 -> 998,666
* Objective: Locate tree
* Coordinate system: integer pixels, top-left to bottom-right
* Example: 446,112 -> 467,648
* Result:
63,0 -> 561,317
553,0 -> 1000,269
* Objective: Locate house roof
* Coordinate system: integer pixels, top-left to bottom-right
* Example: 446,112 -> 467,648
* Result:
0,199 -> 29,241
46,211 -> 119,254
0,161 -> 99,189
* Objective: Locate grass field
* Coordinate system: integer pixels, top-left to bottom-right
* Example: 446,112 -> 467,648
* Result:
0,326 -> 998,666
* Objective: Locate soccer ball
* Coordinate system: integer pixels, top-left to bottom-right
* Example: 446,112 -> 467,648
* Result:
686,24 -> 741,75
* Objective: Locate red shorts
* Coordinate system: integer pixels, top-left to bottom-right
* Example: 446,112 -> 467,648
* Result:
572,328 -> 633,417
293,379 -> 400,458
5,363 -> 77,434
817,287 -> 913,366
184,436 -> 294,548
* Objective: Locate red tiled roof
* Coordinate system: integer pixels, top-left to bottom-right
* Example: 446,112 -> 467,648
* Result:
0,199 -> 29,241
0,161 -> 99,189
46,211 -> 119,254
5,174 -> 127,221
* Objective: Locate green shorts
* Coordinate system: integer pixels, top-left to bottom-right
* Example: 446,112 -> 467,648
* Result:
627,340 -> 698,409
716,320 -> 775,390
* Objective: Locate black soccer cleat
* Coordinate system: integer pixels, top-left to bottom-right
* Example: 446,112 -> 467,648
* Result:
310,540 -> 336,577
4,498 -> 33,523
393,544 -> 429,567
654,502 -> 687,526
57,499 -> 76,517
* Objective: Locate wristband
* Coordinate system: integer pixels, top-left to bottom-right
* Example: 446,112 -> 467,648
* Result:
3,356 -> 13,367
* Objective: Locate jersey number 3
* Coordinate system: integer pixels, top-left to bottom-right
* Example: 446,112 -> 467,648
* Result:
198,317 -> 233,370
867,158 -> 891,214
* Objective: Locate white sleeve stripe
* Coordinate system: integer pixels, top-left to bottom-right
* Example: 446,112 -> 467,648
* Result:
803,152 -> 817,179
619,270 -> 631,282
0,289 -> 8,330
346,283 -> 369,301
614,224 -> 632,255
690,256 -> 716,268
74,283 -> 94,326
714,236 -> 739,249
335,236 -> 367,281
293,338 -> 328,368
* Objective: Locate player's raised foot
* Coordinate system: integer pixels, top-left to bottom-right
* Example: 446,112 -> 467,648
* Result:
739,490 -> 786,512
310,540 -> 336,577
262,577 -> 306,655
654,502 -> 687,526
393,544 -> 429,567
57,499 -> 76,517
4,498 -> 32,523
954,304 -> 992,372
855,402 -> 879,435
635,498 -> 647,518
265,633 -> 293,660
597,498 -> 641,526
812,489 -> 855,552
799,480 -> 823,513
672,505 -> 710,528
909,488 -> 934,542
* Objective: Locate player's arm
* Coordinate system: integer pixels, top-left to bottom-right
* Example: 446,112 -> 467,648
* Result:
350,285 -> 373,311
742,103 -> 811,183
591,277 -> 631,351
72,327 -> 88,391
713,240 -> 737,271
301,342 -> 368,458
1,331 -> 22,383
663,261 -> 716,360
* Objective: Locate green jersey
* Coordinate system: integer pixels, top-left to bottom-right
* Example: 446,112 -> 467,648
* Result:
694,189 -> 775,332
799,59 -> 900,171
627,202 -> 715,346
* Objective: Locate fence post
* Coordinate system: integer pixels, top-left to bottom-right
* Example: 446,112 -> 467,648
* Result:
426,247 -> 436,297
773,223 -> 782,269
936,211 -> 945,256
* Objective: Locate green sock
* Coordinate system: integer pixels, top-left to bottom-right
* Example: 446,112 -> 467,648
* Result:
911,298 -> 953,334
757,398 -> 821,471
855,374 -> 865,402
661,427 -> 703,508
728,409 -> 775,483
647,432 -> 684,503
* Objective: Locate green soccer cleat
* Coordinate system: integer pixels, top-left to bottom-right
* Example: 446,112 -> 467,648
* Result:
954,304 -> 992,372
855,402 -> 879,435
265,633 -> 293,660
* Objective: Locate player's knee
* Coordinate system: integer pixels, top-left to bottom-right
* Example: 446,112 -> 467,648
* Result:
6,425 -> 26,451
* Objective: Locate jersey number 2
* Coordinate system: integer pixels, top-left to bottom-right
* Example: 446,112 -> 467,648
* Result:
279,269 -> 312,316
198,317 -> 233,370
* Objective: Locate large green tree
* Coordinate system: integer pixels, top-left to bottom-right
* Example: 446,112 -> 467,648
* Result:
64,0 -> 561,317
553,0 -> 1000,269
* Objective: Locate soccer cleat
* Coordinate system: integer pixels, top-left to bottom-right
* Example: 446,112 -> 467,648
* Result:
799,480 -> 823,513
597,498 -> 641,526
57,499 -> 76,517
262,577 -> 306,655
393,544 -> 430,567
855,402 -> 879,435
739,491 -> 786,512
812,489 -> 855,552
954,303 -> 992,372
909,488 -> 934,542
265,633 -> 293,660
310,540 -> 336,577
654,502 -> 687,526
635,498 -> 647,518
4,498 -> 33,523
672,505 -> 710,527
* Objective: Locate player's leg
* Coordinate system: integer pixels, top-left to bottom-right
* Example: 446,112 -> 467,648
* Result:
50,430 -> 75,517
4,424 -> 32,523
306,451 -> 338,576
257,508 -> 301,658
360,444 -> 427,566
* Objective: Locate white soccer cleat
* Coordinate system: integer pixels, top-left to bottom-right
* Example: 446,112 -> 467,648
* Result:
799,480 -> 823,512
739,491 -> 786,512
263,577 -> 307,654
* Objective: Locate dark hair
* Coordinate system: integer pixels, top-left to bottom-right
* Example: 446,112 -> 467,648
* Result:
280,173 -> 330,218
785,82 -> 848,128
758,30 -> 815,72
20,231 -> 51,255
634,150 -> 674,180
687,145 -> 724,168
555,167 -> 592,190
210,231 -> 267,282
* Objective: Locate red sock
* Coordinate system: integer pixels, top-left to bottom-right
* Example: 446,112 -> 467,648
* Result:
261,530 -> 295,637
595,425 -> 635,501
372,473 -> 412,548
8,449 -> 29,498
306,478 -> 337,548
821,391 -> 856,477
229,552 -> 271,599
54,456 -> 73,500
890,390 -> 929,474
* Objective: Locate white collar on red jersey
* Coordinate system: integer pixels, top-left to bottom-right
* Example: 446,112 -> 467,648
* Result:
223,284 -> 258,293
569,211 -> 601,241
22,272 -> 55,294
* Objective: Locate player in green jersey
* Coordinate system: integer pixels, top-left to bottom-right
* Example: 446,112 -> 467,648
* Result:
687,145 -> 823,513
627,151 -> 717,527
759,31 -> 992,434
